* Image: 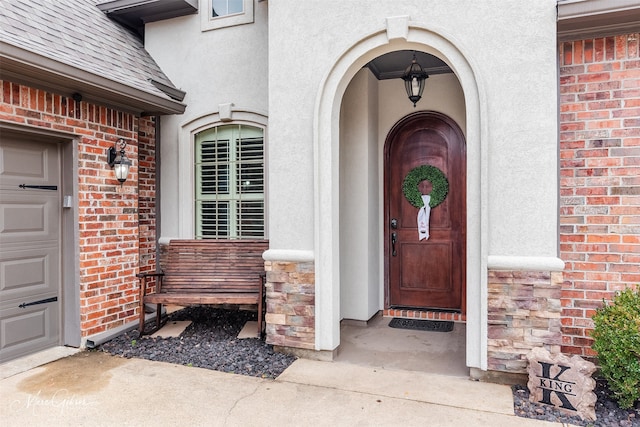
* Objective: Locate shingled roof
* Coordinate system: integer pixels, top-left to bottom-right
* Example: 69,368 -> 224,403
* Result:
0,0 -> 185,115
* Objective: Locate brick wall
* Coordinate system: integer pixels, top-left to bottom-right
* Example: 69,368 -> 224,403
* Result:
1,80 -> 155,337
138,116 -> 158,281
559,34 -> 640,358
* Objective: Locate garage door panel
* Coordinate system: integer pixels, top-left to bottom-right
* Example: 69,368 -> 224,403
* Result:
0,139 -> 58,186
0,248 -> 58,300
0,301 -> 59,362
0,193 -> 59,244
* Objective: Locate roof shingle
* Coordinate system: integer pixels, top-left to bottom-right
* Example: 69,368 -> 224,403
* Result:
0,0 -> 184,112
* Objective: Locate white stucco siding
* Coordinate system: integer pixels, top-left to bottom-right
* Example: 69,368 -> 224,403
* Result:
144,4 -> 270,239
269,0 -> 559,258
268,0 -> 559,357
478,5 -> 560,258
143,0 -> 560,360
378,74 -> 467,139
340,69 -> 380,321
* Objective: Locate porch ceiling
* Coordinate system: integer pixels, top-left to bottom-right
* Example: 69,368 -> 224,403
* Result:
366,51 -> 453,81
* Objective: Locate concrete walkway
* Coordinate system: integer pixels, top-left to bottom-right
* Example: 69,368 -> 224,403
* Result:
0,348 -> 573,427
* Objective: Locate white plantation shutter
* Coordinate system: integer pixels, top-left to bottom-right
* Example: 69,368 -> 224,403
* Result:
195,125 -> 264,239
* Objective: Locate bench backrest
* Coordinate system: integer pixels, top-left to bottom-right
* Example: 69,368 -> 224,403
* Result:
160,239 -> 268,293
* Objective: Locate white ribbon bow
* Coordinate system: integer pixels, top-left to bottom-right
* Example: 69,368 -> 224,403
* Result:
418,195 -> 431,241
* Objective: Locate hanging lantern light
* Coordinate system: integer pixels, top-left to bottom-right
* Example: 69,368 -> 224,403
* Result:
106,138 -> 132,185
402,53 -> 429,107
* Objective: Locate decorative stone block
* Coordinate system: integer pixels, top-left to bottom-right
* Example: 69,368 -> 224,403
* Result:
527,347 -> 597,421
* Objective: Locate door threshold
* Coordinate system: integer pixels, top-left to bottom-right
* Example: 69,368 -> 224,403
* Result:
383,308 -> 466,322
389,306 -> 461,313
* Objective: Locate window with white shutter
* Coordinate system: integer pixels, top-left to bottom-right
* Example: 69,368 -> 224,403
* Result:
195,125 -> 264,239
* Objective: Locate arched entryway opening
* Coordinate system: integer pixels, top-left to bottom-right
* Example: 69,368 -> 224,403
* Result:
336,51 -> 468,375
313,19 -> 488,372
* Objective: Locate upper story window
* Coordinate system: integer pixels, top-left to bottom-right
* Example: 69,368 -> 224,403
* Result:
201,0 -> 253,31
212,0 -> 243,17
194,124 -> 265,239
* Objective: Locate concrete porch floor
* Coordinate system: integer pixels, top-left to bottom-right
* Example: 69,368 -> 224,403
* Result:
336,314 -> 468,377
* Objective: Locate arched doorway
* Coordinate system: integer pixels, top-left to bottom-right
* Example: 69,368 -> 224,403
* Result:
314,21 -> 486,371
384,111 -> 466,313
335,57 -> 469,375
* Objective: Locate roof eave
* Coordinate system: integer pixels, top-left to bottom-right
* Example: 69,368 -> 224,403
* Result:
0,42 -> 186,116
558,0 -> 640,41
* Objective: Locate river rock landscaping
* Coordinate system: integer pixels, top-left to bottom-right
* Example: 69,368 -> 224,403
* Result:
98,306 -> 296,379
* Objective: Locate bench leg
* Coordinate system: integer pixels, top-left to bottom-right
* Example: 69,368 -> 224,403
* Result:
155,303 -> 162,331
139,278 -> 146,334
258,276 -> 265,339
257,303 -> 262,339
139,306 -> 145,334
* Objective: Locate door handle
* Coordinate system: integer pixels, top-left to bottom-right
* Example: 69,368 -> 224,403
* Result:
391,232 -> 397,256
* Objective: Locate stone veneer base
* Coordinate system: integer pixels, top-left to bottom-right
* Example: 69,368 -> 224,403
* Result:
264,261 -> 563,377
264,261 -> 316,350
487,270 -> 563,374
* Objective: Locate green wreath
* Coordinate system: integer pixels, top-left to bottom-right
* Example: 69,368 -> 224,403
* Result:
402,165 -> 449,208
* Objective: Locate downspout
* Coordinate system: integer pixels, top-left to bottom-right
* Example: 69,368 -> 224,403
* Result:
84,309 -> 165,348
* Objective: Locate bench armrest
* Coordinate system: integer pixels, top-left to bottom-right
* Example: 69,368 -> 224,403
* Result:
137,272 -> 165,297
136,272 -> 165,278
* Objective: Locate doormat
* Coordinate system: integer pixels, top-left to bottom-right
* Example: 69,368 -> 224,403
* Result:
388,318 -> 454,332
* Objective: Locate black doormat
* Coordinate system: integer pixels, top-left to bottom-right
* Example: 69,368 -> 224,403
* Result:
388,318 -> 454,332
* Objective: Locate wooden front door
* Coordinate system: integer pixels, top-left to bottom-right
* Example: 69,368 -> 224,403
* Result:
384,112 -> 466,311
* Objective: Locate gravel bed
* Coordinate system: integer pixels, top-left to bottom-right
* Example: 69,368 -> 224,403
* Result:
98,306 -> 296,379
513,382 -> 640,426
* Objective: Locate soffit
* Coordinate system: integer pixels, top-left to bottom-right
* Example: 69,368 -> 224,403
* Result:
97,0 -> 198,36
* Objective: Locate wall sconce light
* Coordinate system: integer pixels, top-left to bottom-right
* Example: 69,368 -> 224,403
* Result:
106,138 -> 131,185
402,53 -> 429,107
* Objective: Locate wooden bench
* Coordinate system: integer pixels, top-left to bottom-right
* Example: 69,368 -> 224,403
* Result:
137,239 -> 269,336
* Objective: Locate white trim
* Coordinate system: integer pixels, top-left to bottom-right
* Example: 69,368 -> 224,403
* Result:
262,249 -> 315,263
200,0 -> 254,32
487,256 -> 565,272
158,236 -> 174,245
313,19 -> 489,370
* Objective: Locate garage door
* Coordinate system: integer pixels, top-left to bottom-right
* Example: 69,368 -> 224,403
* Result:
0,136 -> 61,363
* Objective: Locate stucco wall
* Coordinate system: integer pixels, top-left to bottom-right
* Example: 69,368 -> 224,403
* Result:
145,2 -> 269,240
339,68 -> 380,321
145,0 -> 559,258
269,0 -> 559,259
144,1 -> 561,362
